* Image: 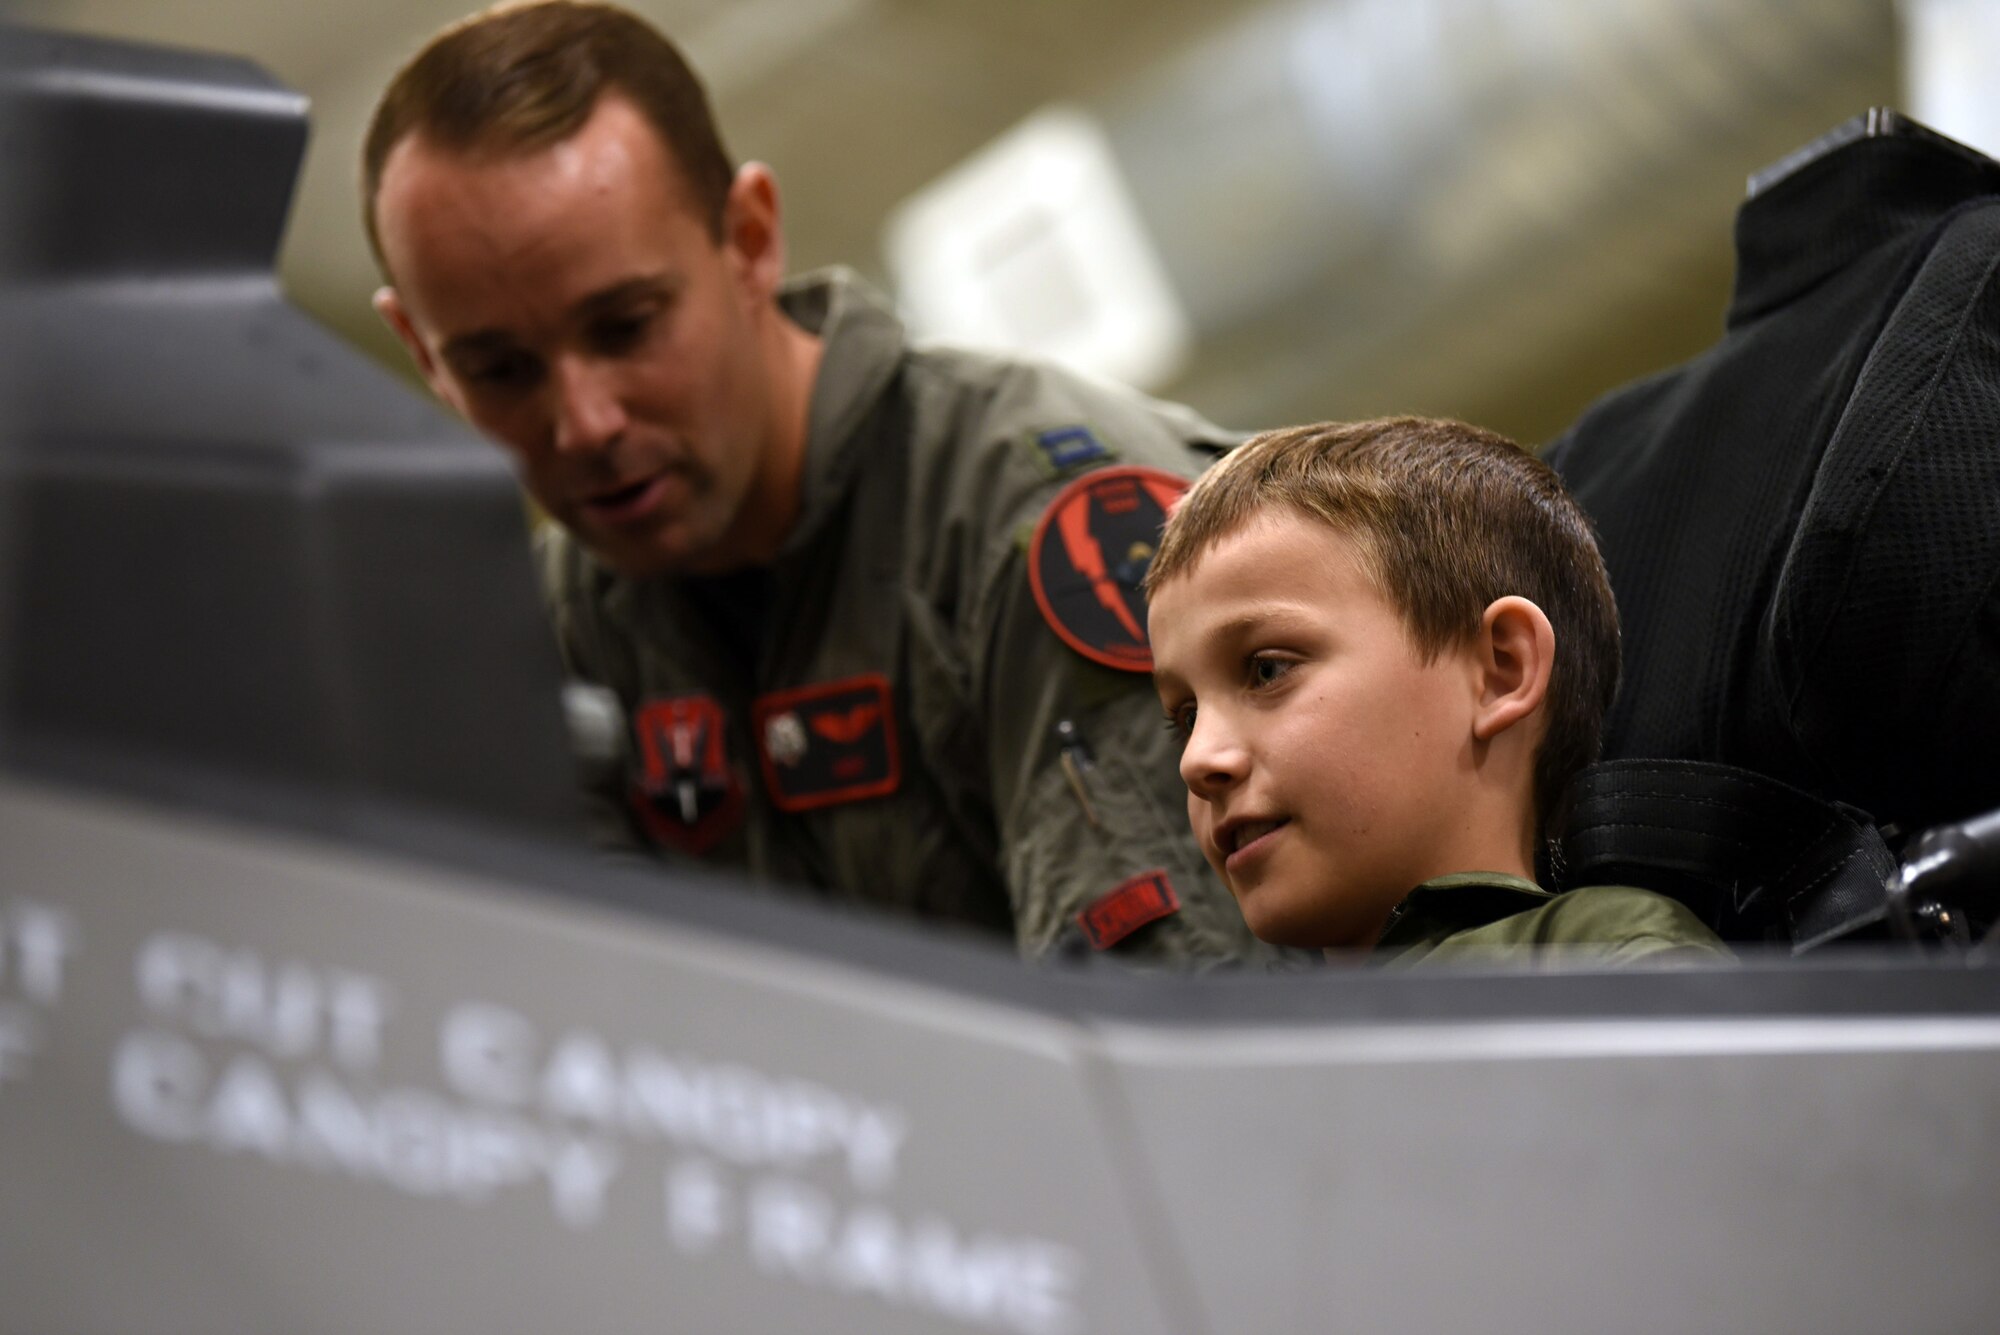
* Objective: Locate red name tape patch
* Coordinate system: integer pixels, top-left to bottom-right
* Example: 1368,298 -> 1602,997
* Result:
1076,870 -> 1182,950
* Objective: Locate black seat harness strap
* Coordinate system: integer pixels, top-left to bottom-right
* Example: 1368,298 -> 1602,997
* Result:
1556,759 -> 1897,951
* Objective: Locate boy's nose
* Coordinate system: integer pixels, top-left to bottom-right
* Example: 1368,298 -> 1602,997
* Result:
1179,717 -> 1247,798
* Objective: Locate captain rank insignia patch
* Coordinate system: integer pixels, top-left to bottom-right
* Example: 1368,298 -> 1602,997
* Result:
628,694 -> 743,854
1028,465 -> 1189,672
752,674 -> 902,812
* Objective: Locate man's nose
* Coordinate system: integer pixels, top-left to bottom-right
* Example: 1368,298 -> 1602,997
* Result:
551,357 -> 628,455
1179,713 -> 1246,799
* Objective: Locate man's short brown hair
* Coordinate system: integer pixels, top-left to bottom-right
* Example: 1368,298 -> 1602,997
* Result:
1146,416 -> 1620,828
362,0 -> 735,268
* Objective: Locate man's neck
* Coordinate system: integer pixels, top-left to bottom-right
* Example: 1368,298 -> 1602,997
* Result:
717,307 -> 825,572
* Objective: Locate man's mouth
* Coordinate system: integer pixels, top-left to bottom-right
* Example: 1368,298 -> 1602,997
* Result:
580,473 -> 670,524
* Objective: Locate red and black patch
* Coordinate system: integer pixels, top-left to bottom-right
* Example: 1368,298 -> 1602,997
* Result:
1075,870 -> 1181,950
752,674 -> 901,813
629,694 -> 743,855
1028,465 -> 1189,672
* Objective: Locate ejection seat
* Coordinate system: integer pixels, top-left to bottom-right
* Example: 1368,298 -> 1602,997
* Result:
1543,111 -> 2000,954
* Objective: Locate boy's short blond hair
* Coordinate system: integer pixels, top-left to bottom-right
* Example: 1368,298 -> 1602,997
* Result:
1146,417 -> 1619,827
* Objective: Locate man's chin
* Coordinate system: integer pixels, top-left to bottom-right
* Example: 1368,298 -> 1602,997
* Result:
581,528 -> 749,581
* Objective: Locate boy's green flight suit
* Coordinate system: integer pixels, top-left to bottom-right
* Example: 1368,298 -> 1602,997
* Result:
1375,872 -> 1734,967
541,269 -> 1270,966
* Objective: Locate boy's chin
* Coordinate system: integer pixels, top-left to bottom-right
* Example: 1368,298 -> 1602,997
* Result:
1237,883 -> 1388,952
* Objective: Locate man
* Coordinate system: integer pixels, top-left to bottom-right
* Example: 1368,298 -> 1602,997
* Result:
364,1 -> 1269,964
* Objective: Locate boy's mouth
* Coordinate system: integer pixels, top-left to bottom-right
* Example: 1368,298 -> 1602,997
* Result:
1219,817 -> 1289,857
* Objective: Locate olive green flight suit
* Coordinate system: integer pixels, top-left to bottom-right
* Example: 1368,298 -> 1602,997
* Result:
542,269 -> 1268,966
1374,872 -> 1734,968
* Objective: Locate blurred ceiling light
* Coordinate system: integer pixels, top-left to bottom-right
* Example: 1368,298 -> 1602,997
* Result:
883,105 -> 1193,393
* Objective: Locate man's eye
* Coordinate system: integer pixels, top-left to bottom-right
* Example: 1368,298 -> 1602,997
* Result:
590,312 -> 654,354
462,351 -> 542,391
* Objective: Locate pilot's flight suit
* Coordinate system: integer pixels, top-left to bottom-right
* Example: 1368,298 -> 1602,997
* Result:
1374,873 -> 1733,967
541,269 -> 1268,965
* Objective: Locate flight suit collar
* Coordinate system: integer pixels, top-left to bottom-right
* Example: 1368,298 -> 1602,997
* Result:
1371,870 -> 1554,961
1728,123 -> 2000,328
776,268 -> 906,558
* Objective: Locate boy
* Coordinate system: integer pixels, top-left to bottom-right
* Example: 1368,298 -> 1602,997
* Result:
1144,418 -> 1730,965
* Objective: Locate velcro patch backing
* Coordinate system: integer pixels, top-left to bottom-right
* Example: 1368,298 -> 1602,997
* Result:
1076,870 -> 1181,949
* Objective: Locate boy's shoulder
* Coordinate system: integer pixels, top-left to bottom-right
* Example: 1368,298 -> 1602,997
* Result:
1376,872 -> 1733,968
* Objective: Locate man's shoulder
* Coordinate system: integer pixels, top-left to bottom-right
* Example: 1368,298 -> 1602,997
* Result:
901,342 -> 1233,477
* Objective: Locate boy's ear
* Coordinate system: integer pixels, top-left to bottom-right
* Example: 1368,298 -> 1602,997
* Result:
1471,596 -> 1555,742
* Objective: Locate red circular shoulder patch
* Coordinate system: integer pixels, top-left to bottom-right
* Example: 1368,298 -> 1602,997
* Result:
1028,465 -> 1189,672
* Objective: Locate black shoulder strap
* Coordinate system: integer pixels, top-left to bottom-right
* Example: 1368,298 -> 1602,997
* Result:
1556,759 -> 1897,951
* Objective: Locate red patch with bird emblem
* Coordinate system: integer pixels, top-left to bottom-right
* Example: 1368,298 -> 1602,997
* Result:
628,693 -> 743,855
1028,466 -> 1189,672
752,674 -> 901,812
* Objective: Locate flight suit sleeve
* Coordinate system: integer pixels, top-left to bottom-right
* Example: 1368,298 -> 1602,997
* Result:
972,542 -> 1272,967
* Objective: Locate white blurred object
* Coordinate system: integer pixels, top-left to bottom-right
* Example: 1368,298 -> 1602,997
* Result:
1902,0 -> 2000,158
884,105 -> 1192,392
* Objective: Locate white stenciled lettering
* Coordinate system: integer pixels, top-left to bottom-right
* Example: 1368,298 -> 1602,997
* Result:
444,1007 -> 910,1190
373,1090 -> 453,1195
541,1031 -> 620,1125
618,1046 -> 906,1186
112,1029 -> 207,1141
546,1138 -> 622,1229
206,1053 -> 295,1159
825,1204 -> 904,1301
732,1174 -> 1083,1335
324,970 -> 393,1069
109,1032 -> 620,1225
133,933 -> 392,1070
3,902 -> 79,1006
750,1176 -> 834,1278
846,1106 -> 909,1192
439,1002 -> 537,1107
665,1156 -> 732,1254
0,1004 -> 38,1084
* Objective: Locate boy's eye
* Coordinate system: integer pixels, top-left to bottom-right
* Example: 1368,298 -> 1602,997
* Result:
1248,654 -> 1294,688
1163,701 -> 1197,740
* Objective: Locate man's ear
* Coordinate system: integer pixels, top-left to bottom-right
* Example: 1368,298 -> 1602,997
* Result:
721,162 -> 786,299
372,286 -> 448,396
1471,596 -> 1555,742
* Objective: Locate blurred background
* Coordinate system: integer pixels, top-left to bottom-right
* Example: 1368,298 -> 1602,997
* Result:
9,0 -> 1998,447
